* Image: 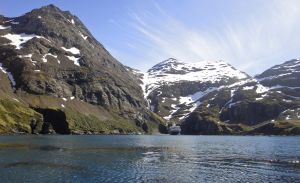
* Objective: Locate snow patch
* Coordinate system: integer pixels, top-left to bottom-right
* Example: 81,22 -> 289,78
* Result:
179,87 -> 217,106
12,98 -> 19,102
230,89 -> 236,97
283,99 -> 292,103
150,105 -> 155,112
1,33 -> 47,49
257,73 -> 293,81
0,63 -> 16,87
42,53 -> 58,63
227,79 -> 256,88
10,21 -> 19,25
229,101 -> 241,108
269,85 -> 300,90
66,55 -> 80,66
0,25 -> 11,29
18,54 -> 32,58
164,104 -> 180,120
255,93 -> 268,101
61,47 -> 80,54
5,73 -> 14,85
166,88 -> 217,120
256,84 -> 269,94
0,63 -> 7,73
67,19 -> 75,24
18,54 -> 38,66
79,31 -> 88,40
243,86 -> 254,90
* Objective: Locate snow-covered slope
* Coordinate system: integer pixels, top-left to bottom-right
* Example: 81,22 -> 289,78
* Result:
140,58 -> 250,121
143,58 -> 248,96
256,59 -> 300,90
254,58 -> 300,102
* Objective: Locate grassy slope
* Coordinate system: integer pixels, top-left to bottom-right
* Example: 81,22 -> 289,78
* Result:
0,99 -> 43,133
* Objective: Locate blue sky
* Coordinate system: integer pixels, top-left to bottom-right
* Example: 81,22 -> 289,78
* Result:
1,0 -> 300,75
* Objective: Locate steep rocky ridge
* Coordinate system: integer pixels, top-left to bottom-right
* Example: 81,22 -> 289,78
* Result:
0,5 -> 163,134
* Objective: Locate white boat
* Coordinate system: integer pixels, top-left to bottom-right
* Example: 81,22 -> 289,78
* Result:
168,124 -> 181,135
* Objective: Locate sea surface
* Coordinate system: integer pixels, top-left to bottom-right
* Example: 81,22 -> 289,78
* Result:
0,135 -> 299,183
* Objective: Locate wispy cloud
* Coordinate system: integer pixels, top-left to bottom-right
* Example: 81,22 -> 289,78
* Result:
109,0 -> 300,75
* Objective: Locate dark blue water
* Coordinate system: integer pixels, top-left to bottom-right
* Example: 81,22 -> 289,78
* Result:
0,135 -> 299,183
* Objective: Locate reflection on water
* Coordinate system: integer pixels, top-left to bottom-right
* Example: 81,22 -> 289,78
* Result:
3,161 -> 83,170
0,135 -> 299,183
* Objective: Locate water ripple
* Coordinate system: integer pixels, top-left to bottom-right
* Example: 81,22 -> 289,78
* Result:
0,135 -> 299,182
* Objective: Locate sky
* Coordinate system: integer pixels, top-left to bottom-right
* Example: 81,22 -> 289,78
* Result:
1,0 -> 300,75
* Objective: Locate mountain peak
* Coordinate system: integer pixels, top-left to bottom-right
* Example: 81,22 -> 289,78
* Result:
162,58 -> 179,63
4,4 -> 93,46
255,58 -> 300,87
24,4 -> 74,22
28,4 -> 62,14
148,58 -> 248,80
40,4 -> 59,10
150,58 -> 179,68
148,58 -> 180,73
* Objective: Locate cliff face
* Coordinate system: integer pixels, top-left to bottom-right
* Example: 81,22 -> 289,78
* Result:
0,5 -> 163,134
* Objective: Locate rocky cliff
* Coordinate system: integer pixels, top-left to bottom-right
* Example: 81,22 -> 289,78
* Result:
0,5 -> 164,134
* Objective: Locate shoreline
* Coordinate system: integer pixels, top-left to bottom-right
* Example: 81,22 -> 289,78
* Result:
0,133 -> 299,137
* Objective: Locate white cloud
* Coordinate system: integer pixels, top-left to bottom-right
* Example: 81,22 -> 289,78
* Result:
109,0 -> 300,75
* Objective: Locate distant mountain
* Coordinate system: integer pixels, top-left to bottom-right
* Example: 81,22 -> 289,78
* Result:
141,58 -> 249,120
134,58 -> 300,135
0,5 -> 163,134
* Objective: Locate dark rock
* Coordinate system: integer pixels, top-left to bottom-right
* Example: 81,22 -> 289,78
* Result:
158,124 -> 168,134
34,108 -> 70,134
181,112 -> 231,135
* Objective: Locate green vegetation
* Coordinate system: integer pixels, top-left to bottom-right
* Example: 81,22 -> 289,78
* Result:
0,99 -> 42,134
64,108 -> 142,134
275,120 -> 300,128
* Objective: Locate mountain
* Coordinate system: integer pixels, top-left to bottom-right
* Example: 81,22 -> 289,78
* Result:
0,5 -> 163,134
137,58 -> 300,135
141,58 -> 249,120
